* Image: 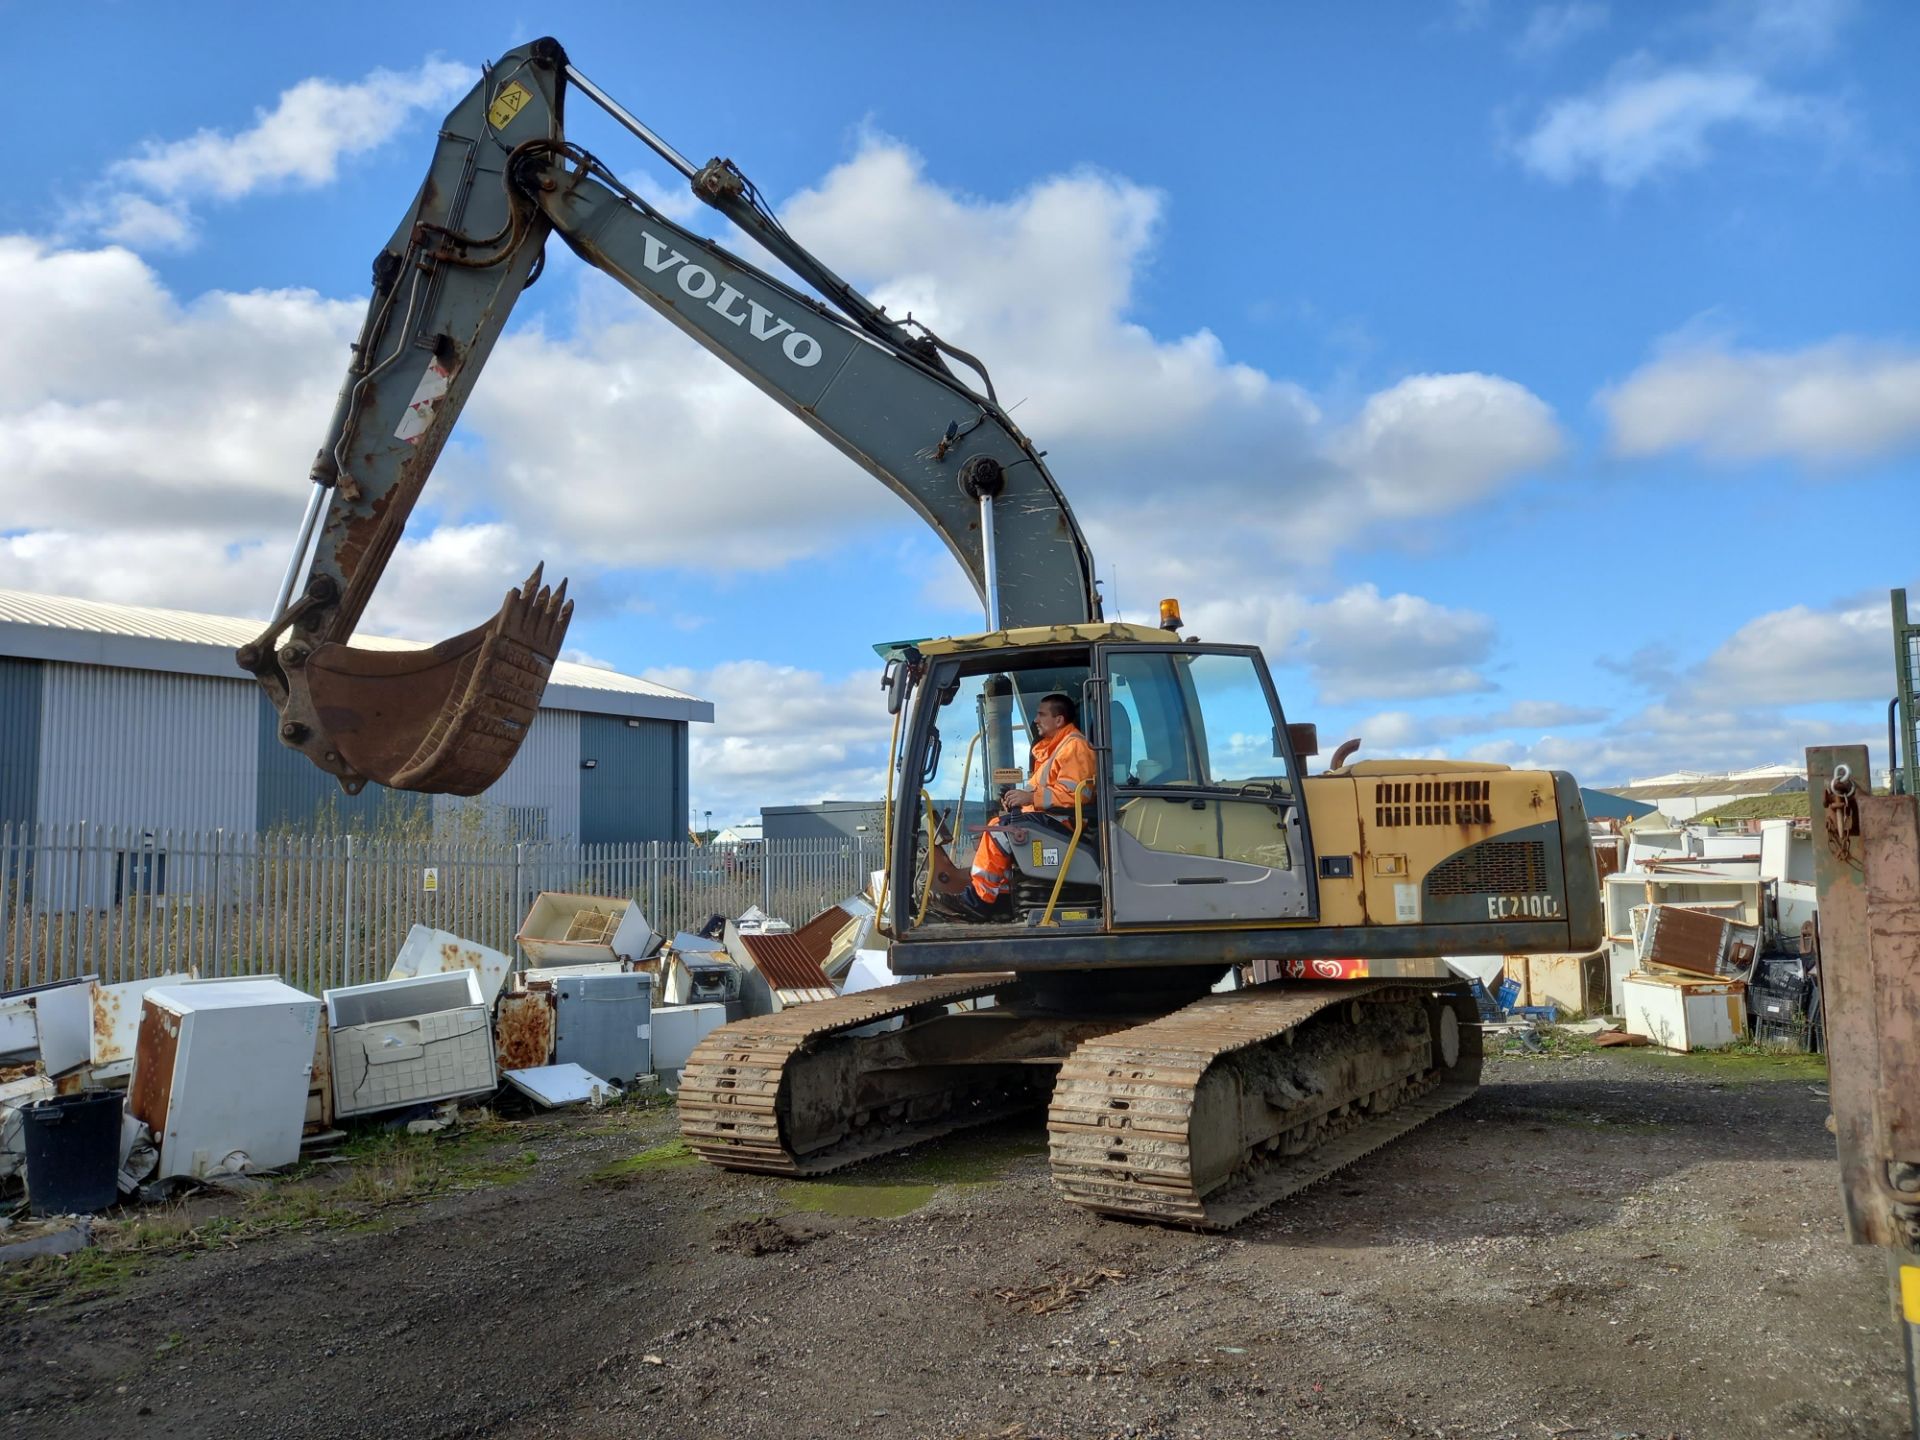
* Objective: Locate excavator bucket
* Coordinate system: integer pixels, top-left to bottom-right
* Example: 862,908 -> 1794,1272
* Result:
291,568 -> 571,797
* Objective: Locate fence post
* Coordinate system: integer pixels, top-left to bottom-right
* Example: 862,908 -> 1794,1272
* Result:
0,823 -> 10,990
762,841 -> 774,916
343,833 -> 356,985
513,842 -> 525,961
648,841 -> 661,931
211,827 -> 226,977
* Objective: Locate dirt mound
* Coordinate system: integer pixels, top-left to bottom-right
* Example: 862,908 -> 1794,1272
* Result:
710,1216 -> 813,1256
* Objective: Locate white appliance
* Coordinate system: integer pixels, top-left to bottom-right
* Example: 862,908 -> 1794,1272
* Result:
325,971 -> 496,1119
89,973 -> 195,1081
516,893 -> 657,968
387,926 -> 512,1007
0,976 -> 96,1076
129,978 -> 321,1179
651,1003 -> 728,1087
503,1063 -> 613,1108
1622,972 -> 1746,1052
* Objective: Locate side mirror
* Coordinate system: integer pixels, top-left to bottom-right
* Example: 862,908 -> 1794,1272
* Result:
882,649 -> 920,716
1286,722 -> 1318,759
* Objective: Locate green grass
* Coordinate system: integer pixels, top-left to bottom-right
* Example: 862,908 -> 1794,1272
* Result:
0,1246 -> 136,1307
589,1137 -> 699,1182
779,1126 -> 1047,1220
1499,1027 -> 1605,1058
1504,1027 -> 1829,1082
4,1119 -> 542,1311
1612,1043 -> 1829,1081
782,1179 -> 937,1219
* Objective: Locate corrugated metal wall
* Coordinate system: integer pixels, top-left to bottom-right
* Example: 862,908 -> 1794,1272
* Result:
763,804 -> 886,842
254,694 -> 431,833
435,708 -> 582,841
12,657 -> 684,848
37,662 -> 256,831
0,657 -> 42,826
579,714 -> 687,843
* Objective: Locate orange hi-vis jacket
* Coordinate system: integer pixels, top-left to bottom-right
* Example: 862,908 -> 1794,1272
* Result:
1019,723 -> 1096,811
970,724 -> 1096,904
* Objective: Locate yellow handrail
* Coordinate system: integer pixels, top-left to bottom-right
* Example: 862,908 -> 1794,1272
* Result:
916,787 -> 940,926
876,702 -> 903,926
1039,780 -> 1090,928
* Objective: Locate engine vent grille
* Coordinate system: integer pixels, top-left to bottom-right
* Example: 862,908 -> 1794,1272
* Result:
1426,840 -> 1548,897
1374,779 -> 1494,828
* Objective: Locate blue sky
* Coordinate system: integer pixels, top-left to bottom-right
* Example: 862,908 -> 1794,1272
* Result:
3,0 -> 1915,823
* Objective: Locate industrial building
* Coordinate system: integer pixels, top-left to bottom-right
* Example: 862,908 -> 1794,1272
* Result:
1597,765 -> 1808,823
761,801 -> 884,843
0,589 -> 712,843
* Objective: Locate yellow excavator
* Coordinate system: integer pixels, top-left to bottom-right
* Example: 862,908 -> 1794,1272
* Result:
237,39 -> 1602,1229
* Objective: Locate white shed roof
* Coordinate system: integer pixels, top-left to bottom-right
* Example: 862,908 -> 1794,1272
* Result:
0,588 -> 712,725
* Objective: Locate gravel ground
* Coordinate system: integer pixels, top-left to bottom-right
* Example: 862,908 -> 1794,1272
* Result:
1,1046 -> 1907,1440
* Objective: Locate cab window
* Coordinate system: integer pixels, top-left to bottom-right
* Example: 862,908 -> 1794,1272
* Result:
1107,651 -> 1289,793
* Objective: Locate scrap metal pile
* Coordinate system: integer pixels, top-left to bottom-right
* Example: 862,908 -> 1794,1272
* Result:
1,887 -> 891,1227
1435,810 -> 1823,1053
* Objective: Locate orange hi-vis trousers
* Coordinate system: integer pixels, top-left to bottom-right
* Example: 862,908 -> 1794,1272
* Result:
969,725 -> 1094,904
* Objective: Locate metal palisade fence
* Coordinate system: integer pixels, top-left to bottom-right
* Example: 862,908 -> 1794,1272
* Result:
0,822 -> 885,997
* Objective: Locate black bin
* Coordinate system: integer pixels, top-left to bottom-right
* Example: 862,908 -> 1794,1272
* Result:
22,1092 -> 123,1216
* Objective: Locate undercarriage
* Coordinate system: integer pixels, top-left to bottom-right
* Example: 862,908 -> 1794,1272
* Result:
679,972 -> 1482,1231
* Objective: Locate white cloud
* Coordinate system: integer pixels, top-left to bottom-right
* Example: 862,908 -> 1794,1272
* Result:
112,59 -> 473,200
1603,336 -> 1920,464
1739,0 -> 1854,60
72,59 -> 472,250
1403,591 -> 1894,784
1298,585 -> 1497,704
1516,62 -> 1827,187
1511,0 -> 1856,190
1515,3 -> 1611,60
1459,705 -> 1875,786
0,528 -> 280,617
94,195 -> 196,251
0,236 -> 361,543
641,660 -> 891,821
1354,700 -> 1613,752
1188,584 -> 1499,706
1683,599 -> 1890,705
1329,373 -> 1564,520
1493,699 -> 1612,728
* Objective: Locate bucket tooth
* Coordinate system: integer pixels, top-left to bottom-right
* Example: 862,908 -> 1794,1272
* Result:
300,566 -> 574,795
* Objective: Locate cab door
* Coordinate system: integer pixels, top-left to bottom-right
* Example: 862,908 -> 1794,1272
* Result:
1096,645 -> 1316,927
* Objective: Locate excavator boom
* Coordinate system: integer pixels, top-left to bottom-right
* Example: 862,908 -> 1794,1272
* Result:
238,38 -> 1097,795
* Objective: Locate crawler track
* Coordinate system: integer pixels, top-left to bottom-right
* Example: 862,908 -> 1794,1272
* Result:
1048,981 -> 1482,1229
678,974 -> 1017,1176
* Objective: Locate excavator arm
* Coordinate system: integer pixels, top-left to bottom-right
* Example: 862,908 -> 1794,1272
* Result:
238,37 -> 1099,795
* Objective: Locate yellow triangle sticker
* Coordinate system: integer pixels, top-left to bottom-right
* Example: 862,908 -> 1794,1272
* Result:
488,81 -> 533,132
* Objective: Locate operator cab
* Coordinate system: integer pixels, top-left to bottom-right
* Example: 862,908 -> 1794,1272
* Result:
889,623 -> 1319,940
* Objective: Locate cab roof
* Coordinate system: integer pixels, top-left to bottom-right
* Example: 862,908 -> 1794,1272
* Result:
896,622 -> 1180,659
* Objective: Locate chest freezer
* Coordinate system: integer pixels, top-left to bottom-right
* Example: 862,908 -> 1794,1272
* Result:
129,978 -> 321,1179
326,971 -> 497,1119
1623,972 -> 1747,1053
